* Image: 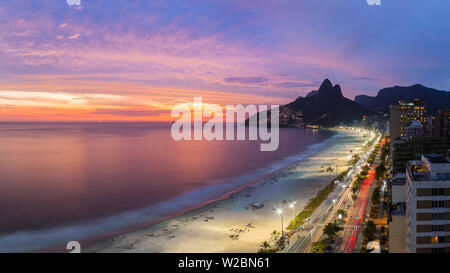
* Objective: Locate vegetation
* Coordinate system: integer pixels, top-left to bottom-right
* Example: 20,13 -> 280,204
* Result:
361,165 -> 369,176
325,165 -> 334,174
311,239 -> 328,253
375,164 -> 387,180
286,183 -> 334,230
270,230 -> 281,242
335,168 -> 350,181
287,169 -> 349,230
257,248 -> 277,253
371,186 -> 381,204
367,155 -> 376,164
375,139 -> 389,181
363,220 -> 376,242
365,137 -> 377,148
369,206 -> 380,218
257,244 -> 277,253
348,154 -> 361,166
336,209 -> 347,219
257,240 -> 278,253
352,137 -> 382,193
323,222 -> 343,239
260,241 -> 270,252
379,139 -> 389,165
367,144 -> 379,164
352,170 -> 367,193
258,231 -> 280,253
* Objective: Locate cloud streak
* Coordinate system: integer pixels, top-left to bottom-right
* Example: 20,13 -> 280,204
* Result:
223,76 -> 269,85
0,0 -> 448,120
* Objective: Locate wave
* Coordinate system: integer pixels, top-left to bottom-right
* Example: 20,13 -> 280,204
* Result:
0,131 -> 343,253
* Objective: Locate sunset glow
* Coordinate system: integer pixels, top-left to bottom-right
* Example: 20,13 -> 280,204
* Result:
1,1 -> 449,121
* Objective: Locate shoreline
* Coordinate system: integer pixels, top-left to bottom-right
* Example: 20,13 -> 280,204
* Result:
0,128 -> 337,253
86,128 -> 368,253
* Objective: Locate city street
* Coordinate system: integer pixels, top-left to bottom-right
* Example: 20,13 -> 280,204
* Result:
284,132 -> 380,253
335,168 -> 375,253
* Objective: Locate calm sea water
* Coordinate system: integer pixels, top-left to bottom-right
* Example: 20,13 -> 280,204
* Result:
0,122 -> 337,251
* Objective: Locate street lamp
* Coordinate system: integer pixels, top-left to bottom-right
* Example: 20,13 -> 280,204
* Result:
277,209 -> 284,238
289,201 -> 296,220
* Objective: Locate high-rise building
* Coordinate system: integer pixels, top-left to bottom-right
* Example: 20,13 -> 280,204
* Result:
389,105 -> 401,139
406,120 -> 423,138
425,114 -> 435,136
389,99 -> 427,139
433,109 -> 450,137
406,152 -> 450,253
389,136 -> 450,175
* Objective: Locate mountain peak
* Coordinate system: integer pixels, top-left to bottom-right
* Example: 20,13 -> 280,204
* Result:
319,79 -> 333,90
354,83 -> 450,114
317,79 -> 343,99
281,79 -> 372,126
334,84 -> 343,97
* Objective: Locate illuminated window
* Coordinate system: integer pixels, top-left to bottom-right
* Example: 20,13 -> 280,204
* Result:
431,236 -> 439,244
431,236 -> 445,244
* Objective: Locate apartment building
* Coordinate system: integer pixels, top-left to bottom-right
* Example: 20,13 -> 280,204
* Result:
389,174 -> 407,253
406,152 -> 450,253
406,120 -> 423,138
389,136 -> 450,175
390,100 -> 427,139
433,109 -> 450,137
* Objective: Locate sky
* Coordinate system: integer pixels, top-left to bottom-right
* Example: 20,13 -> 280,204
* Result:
0,0 -> 449,121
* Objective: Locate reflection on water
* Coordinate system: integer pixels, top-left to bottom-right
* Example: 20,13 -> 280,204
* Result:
0,122 -> 334,234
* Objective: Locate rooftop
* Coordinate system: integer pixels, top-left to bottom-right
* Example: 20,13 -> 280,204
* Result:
391,172 -> 406,185
424,154 -> 450,164
407,153 -> 450,181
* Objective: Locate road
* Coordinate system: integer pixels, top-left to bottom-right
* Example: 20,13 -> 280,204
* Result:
335,137 -> 384,253
334,168 -> 375,253
283,132 -> 381,253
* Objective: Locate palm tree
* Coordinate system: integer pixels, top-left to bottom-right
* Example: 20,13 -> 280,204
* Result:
323,222 -> 343,239
336,209 -> 347,219
326,165 -> 335,182
271,230 -> 280,242
260,241 -> 271,252
311,240 -> 327,253
326,165 -> 334,174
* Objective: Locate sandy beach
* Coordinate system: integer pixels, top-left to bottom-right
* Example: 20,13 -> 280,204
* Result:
87,129 -> 369,253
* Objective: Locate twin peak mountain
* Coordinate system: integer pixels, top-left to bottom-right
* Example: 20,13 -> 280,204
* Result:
248,79 -> 449,127
277,79 -> 371,127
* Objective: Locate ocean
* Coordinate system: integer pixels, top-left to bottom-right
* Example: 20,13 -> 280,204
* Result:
0,122 -> 337,252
